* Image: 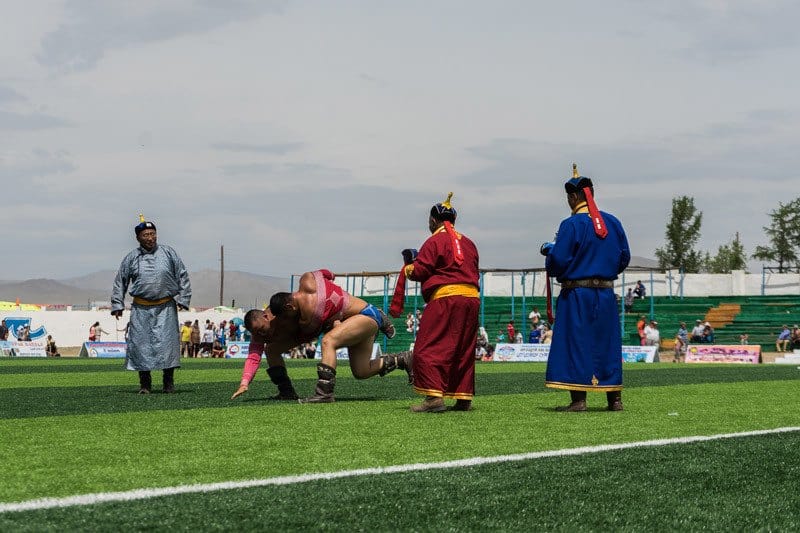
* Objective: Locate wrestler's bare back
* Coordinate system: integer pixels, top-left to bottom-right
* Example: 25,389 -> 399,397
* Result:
294,272 -> 367,330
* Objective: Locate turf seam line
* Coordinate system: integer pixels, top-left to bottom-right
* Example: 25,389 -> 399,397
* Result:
2,426 -> 798,513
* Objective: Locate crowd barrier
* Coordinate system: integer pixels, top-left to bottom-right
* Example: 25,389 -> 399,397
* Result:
490,344 -> 659,363
79,342 -> 128,358
225,341 -> 384,359
0,340 -> 46,357
686,344 -> 761,364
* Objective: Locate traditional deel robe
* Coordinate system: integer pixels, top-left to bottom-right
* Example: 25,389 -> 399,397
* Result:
545,207 -> 630,391
111,244 -> 192,371
407,226 -> 480,399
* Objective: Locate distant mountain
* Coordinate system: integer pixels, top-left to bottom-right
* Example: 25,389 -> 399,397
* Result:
0,279 -> 109,307
61,270 -> 118,292
2,260 -> 663,308
0,270 -> 289,309
188,269 -> 289,309
629,256 -> 660,269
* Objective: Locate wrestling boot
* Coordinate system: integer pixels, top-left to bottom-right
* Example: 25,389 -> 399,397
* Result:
138,371 -> 152,394
607,391 -> 623,412
299,363 -> 336,404
162,368 -> 176,394
378,351 -> 414,384
556,390 -> 587,412
267,366 -> 300,400
378,309 -> 396,339
452,399 -> 473,411
410,396 -> 446,413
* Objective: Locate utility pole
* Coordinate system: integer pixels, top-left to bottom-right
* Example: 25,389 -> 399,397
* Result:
219,244 -> 224,306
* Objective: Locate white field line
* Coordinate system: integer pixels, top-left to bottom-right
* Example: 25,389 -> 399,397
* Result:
2,426 -> 799,514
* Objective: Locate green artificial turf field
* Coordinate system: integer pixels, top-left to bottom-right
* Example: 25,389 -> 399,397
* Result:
1,358 -> 799,531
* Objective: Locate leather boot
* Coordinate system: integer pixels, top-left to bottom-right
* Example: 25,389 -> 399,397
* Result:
452,399 -> 473,411
556,390 -> 587,412
607,391 -> 623,411
410,396 -> 445,413
378,351 -> 413,383
138,371 -> 152,394
299,363 -> 336,403
378,308 -> 396,339
162,368 -> 175,394
267,366 -> 299,400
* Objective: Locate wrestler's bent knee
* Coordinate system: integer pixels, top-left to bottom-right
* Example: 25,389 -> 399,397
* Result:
351,367 -> 371,380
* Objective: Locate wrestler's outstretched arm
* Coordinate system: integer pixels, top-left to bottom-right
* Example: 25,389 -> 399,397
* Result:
231,336 -> 266,399
231,338 -> 297,400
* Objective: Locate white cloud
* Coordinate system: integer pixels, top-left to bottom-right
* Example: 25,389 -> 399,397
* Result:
0,86 -> 26,105
37,0 -> 287,73
211,141 -> 304,154
0,111 -> 72,130
641,0 -> 800,63
0,1 -> 798,280
0,148 -> 76,181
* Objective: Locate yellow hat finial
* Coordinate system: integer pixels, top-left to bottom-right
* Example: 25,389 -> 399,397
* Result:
138,213 -> 145,223
442,192 -> 453,209
572,164 -> 579,179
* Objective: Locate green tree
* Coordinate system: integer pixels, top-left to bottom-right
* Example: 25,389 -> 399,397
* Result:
752,198 -> 800,272
704,232 -> 748,273
655,196 -> 703,272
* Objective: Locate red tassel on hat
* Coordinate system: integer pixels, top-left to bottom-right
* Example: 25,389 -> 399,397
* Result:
443,221 -> 464,265
389,268 -> 407,318
583,186 -> 608,239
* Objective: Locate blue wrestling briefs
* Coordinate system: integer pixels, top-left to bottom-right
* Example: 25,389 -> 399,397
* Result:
359,304 -> 384,328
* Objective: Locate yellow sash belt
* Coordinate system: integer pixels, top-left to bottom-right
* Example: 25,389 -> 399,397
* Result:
431,283 -> 480,300
132,296 -> 173,306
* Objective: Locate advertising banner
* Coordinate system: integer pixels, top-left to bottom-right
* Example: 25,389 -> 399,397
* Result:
79,342 -> 127,358
621,345 -> 658,363
488,344 -> 657,363
224,341 -> 370,360
224,341 -> 250,359
686,344 -> 760,364
0,301 -> 42,311
492,343 -> 551,362
0,340 -> 47,357
2,316 -> 47,340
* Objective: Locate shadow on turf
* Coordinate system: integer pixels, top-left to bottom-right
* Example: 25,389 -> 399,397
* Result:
237,396 -> 382,403
4,365 -> 798,420
0,359 -> 250,375
118,389 -> 193,395
534,406 -> 623,413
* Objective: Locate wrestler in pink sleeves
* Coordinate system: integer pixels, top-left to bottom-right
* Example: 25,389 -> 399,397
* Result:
231,269 -> 411,403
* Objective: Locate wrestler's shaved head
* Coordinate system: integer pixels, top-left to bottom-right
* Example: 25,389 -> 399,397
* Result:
244,309 -> 263,332
269,292 -> 293,316
244,308 -> 274,341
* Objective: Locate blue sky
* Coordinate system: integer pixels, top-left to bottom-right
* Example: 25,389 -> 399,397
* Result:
1,0 -> 798,279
